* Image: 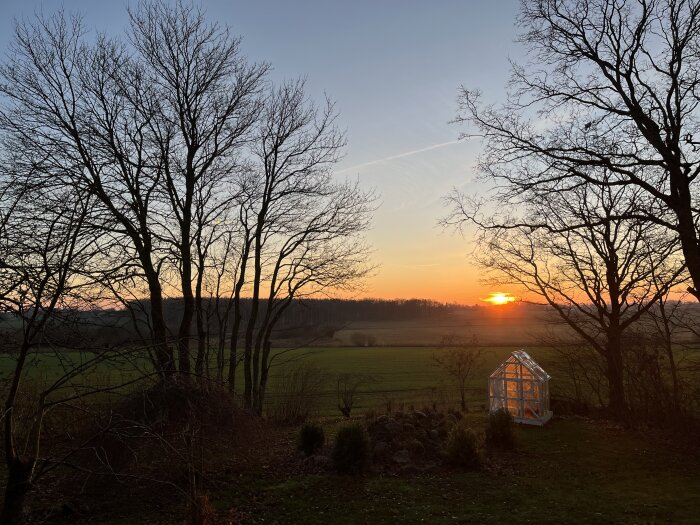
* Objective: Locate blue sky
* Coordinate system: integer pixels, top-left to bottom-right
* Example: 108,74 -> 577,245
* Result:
0,0 -> 524,303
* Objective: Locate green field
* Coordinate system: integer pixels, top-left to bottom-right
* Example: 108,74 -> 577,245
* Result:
1,345 -> 565,416
262,345 -> 563,415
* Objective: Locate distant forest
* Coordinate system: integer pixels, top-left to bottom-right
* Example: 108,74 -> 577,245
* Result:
3,297 -> 697,350
0,298 -> 483,349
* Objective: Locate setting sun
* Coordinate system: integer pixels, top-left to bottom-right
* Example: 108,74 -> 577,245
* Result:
482,292 -> 517,306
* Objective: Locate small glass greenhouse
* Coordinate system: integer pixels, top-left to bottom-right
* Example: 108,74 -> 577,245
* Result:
489,350 -> 552,425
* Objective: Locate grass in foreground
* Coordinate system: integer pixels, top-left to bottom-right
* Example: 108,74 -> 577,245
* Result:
226,419 -> 699,524
96,414 -> 700,524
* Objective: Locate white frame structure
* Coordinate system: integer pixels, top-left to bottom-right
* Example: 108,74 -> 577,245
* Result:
489,350 -> 552,426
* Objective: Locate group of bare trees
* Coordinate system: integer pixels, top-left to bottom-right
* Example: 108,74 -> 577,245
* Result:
0,2 -> 372,522
446,0 -> 700,419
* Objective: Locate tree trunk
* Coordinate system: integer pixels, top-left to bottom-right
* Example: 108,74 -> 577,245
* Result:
605,330 -> 626,418
194,275 -> 206,379
178,264 -> 194,377
1,458 -> 34,525
255,341 -> 272,416
252,329 -> 267,414
671,171 -> 700,301
144,264 -> 174,377
229,237 -> 251,398
244,226 -> 264,410
228,318 -> 240,395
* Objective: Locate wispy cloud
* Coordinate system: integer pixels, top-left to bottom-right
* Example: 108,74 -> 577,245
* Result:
336,139 -> 462,174
400,263 -> 441,270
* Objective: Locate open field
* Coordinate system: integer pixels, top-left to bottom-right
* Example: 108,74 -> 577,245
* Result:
0,345 -> 573,416
331,311 -> 576,347
262,345 -> 563,415
3,343 -> 699,417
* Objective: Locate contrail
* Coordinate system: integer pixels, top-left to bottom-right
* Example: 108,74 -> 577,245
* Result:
336,139 -> 462,174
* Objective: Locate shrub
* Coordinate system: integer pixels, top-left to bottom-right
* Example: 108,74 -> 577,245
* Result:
485,408 -> 515,449
298,423 -> 325,456
446,424 -> 480,469
337,373 -> 374,418
332,423 -> 370,474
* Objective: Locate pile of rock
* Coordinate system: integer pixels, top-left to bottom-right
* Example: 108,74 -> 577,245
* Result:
366,410 -> 463,473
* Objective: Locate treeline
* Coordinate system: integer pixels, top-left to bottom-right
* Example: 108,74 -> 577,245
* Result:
0,298 -> 471,348
158,297 -> 464,328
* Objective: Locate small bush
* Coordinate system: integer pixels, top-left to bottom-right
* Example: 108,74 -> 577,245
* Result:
332,423 -> 370,474
298,423 -> 325,456
485,408 -> 515,449
446,424 -> 480,469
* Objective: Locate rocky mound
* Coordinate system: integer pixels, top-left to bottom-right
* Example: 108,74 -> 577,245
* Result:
366,410 -> 464,474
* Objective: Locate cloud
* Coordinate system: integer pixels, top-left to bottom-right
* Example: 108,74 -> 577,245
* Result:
401,263 -> 441,270
336,139 -> 463,174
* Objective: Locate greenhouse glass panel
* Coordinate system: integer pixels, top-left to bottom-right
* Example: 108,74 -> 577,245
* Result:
488,350 -> 552,425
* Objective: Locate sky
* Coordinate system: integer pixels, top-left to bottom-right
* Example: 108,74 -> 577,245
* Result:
0,0 -> 525,304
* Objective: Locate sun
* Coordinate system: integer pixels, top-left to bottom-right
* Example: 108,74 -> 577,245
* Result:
482,292 -> 516,306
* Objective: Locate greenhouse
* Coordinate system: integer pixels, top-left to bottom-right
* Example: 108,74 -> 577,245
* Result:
489,350 -> 552,425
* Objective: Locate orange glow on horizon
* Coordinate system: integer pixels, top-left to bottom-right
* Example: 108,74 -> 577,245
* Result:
482,292 -> 517,306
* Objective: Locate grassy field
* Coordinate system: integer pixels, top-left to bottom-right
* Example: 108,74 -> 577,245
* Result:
0,345 -> 564,416
330,311 -> 577,346
262,345 -> 563,415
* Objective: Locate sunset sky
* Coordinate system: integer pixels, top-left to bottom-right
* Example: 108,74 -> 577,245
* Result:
0,0 -> 524,304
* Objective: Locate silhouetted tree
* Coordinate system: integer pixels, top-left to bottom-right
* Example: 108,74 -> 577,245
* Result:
128,1 -> 267,376
453,0 -> 700,303
0,168 -> 97,524
232,79 -> 373,412
0,5 -> 267,379
433,335 -> 483,411
450,179 -> 684,417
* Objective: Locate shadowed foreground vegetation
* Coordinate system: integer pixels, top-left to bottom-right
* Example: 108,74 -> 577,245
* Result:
79,414 -> 700,524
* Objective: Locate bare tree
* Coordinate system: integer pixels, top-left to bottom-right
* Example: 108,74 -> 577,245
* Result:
231,78 -> 374,412
433,335 -> 483,411
0,12 -> 176,376
454,180 -> 685,417
0,4 -> 268,380
128,1 -> 267,376
252,179 -> 374,414
0,166 -> 98,523
451,0 -> 700,304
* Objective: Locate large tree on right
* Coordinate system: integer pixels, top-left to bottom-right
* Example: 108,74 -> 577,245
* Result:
455,0 -> 700,300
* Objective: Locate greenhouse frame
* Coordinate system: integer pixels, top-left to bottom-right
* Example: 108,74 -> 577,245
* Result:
489,350 -> 552,426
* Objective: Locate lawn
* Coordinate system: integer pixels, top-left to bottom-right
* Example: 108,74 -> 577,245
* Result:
96,413 -> 700,524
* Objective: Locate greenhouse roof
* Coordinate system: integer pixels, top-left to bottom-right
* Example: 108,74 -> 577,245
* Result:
490,350 -> 551,381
